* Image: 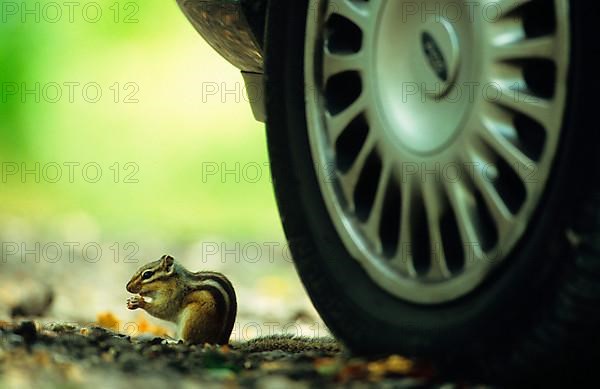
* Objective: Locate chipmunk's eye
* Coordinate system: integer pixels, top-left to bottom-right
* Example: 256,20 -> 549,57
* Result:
141,271 -> 154,280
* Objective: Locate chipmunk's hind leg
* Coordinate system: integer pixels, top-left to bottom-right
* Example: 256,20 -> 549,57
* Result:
179,295 -> 222,345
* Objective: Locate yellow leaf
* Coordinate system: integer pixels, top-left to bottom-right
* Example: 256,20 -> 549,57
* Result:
96,312 -> 120,332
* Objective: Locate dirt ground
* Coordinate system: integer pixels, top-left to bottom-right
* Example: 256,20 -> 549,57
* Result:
0,244 -> 490,388
0,320 -> 489,389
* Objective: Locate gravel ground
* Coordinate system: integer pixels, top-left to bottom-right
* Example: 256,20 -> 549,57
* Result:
0,247 -> 492,388
0,320 -> 488,389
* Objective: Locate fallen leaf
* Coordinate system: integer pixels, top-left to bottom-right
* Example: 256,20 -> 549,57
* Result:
367,355 -> 414,380
337,361 -> 369,382
96,312 -> 120,332
385,355 -> 413,374
314,357 -> 340,376
219,344 -> 231,354
261,361 -> 289,371
132,314 -> 170,337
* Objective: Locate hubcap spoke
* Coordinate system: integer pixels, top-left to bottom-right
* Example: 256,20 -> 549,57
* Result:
493,36 -> 556,61
337,134 -> 376,211
479,116 -> 538,189
444,181 -> 487,269
493,80 -> 554,128
391,176 -> 418,277
325,92 -> 368,142
469,152 -> 514,238
323,50 -> 365,83
492,0 -> 532,16
364,157 -> 392,250
423,181 -> 452,280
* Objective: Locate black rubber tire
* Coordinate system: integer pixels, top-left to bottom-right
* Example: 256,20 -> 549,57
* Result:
264,0 -> 600,385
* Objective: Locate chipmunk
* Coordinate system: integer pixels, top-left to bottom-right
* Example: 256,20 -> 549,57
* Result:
126,255 -> 341,353
126,255 -> 237,345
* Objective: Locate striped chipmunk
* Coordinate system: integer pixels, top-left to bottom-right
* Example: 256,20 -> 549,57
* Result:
126,255 -> 341,353
126,255 -> 237,345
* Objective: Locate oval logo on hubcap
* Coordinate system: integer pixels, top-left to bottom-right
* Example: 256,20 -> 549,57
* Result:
421,32 -> 449,82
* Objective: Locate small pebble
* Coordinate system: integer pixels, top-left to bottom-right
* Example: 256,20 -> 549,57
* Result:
14,321 -> 37,345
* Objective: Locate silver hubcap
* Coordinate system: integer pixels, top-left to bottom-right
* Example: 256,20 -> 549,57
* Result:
304,0 -> 570,303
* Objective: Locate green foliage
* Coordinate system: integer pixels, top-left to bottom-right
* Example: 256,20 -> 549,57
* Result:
0,1 -> 282,243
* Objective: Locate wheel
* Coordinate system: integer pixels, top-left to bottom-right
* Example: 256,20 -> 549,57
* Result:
265,0 -> 600,384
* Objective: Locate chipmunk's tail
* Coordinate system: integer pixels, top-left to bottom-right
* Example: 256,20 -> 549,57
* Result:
231,334 -> 341,354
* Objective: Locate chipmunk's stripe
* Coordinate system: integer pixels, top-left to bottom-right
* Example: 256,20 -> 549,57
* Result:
198,272 -> 237,344
198,281 -> 227,333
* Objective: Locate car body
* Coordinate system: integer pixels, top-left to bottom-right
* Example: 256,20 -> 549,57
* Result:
177,0 -> 267,121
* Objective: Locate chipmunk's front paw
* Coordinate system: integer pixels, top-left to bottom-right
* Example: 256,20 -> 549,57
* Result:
127,296 -> 145,310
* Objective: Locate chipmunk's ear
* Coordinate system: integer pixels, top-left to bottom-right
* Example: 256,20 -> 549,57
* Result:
160,255 -> 175,273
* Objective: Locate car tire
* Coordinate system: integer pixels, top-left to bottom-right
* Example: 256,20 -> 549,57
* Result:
264,0 -> 600,385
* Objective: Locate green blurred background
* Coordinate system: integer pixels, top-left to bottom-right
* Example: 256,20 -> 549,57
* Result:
0,1 -> 282,242
0,1 -> 323,333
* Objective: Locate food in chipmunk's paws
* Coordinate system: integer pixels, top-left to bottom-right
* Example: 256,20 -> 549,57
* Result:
126,295 -> 147,310
126,255 -> 236,345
